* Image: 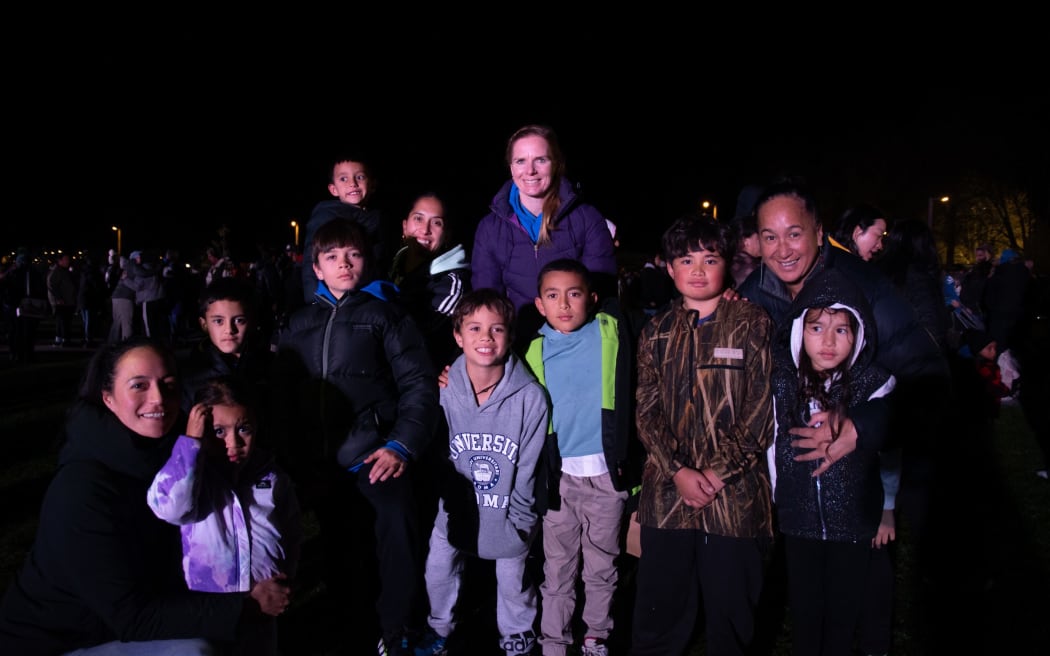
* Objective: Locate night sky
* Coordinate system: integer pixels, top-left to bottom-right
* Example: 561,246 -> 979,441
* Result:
9,24 -> 1048,263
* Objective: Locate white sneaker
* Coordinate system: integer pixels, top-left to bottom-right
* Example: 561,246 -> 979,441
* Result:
1036,470 -> 1049,480
581,636 -> 609,656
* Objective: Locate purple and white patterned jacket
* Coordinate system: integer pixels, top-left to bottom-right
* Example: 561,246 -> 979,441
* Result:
147,435 -> 301,592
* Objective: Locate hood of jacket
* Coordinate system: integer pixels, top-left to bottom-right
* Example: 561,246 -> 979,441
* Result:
443,349 -> 536,413
58,402 -> 180,483
314,279 -> 397,306
784,268 -> 877,372
429,243 -> 470,276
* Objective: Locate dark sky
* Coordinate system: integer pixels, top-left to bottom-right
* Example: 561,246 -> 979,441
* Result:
9,26 -> 1048,262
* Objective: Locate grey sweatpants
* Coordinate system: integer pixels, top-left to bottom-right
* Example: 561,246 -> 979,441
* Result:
423,509 -> 537,649
108,297 -> 134,343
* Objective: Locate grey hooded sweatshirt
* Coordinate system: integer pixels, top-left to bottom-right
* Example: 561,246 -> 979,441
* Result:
436,351 -> 548,560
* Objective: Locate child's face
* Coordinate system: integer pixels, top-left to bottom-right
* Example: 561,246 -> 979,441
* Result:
199,300 -> 252,356
978,341 -> 997,361
202,402 -> 254,467
454,305 -> 511,370
534,269 -> 596,334
313,245 -> 366,298
328,160 -> 370,206
802,308 -> 855,372
402,196 -> 446,253
667,247 -> 727,312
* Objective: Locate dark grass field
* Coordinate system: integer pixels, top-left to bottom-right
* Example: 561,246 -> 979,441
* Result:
2,341 -> 1048,655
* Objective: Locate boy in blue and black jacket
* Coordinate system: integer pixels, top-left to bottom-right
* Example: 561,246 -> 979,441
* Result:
524,257 -> 642,656
272,217 -> 438,656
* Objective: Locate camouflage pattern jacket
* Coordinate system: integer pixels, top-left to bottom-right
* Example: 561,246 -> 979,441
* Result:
635,297 -> 775,537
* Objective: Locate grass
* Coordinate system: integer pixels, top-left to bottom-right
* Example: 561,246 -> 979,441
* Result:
2,349 -> 1048,655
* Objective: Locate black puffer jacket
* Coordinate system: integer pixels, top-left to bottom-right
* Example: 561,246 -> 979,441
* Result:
272,284 -> 439,477
770,269 -> 895,543
178,338 -> 273,414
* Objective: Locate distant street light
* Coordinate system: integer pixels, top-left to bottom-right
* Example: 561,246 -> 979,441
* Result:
290,220 -> 299,248
927,196 -> 949,228
111,225 -> 122,255
700,200 -> 718,219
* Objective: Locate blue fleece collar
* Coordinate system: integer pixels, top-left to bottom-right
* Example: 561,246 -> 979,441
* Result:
509,184 -> 542,244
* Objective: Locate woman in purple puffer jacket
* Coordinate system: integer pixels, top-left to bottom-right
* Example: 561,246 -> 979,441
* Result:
471,124 -> 617,352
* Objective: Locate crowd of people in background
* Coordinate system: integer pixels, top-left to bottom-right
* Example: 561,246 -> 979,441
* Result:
0,124 -> 1048,656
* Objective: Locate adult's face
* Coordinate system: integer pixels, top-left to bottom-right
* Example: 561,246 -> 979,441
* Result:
509,134 -> 554,201
852,218 -> 887,261
402,196 -> 447,253
101,346 -> 180,438
758,194 -> 823,298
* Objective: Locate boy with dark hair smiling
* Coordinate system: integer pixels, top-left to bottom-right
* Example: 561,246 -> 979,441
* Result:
300,153 -> 387,304
415,288 -> 547,656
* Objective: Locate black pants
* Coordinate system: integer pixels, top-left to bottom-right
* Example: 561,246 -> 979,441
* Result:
783,535 -> 870,656
631,525 -> 767,656
53,305 -> 74,343
140,300 -> 171,345
315,463 -> 422,640
857,541 -> 895,654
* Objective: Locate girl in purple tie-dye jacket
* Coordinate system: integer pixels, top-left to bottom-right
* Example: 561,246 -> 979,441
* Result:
147,375 -> 301,655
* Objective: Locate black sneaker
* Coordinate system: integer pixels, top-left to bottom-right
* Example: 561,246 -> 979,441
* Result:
413,629 -> 448,656
378,632 -> 411,656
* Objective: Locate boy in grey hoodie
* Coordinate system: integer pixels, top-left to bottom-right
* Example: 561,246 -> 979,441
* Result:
415,289 -> 548,656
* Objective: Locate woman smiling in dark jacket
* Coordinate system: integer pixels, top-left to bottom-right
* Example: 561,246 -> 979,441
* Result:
0,336 -> 287,656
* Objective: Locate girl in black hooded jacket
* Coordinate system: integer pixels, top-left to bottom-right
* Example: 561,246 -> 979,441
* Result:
769,269 -> 896,656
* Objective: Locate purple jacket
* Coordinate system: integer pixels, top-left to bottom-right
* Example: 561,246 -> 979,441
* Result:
471,178 -> 616,312
147,436 -> 301,593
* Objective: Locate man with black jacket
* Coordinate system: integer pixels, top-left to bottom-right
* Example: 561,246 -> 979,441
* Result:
737,178 -> 951,653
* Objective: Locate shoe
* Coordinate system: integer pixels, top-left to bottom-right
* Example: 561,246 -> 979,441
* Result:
378,632 -> 410,656
413,629 -> 447,656
1037,470 -> 1049,480
500,630 -> 536,655
581,636 -> 609,656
